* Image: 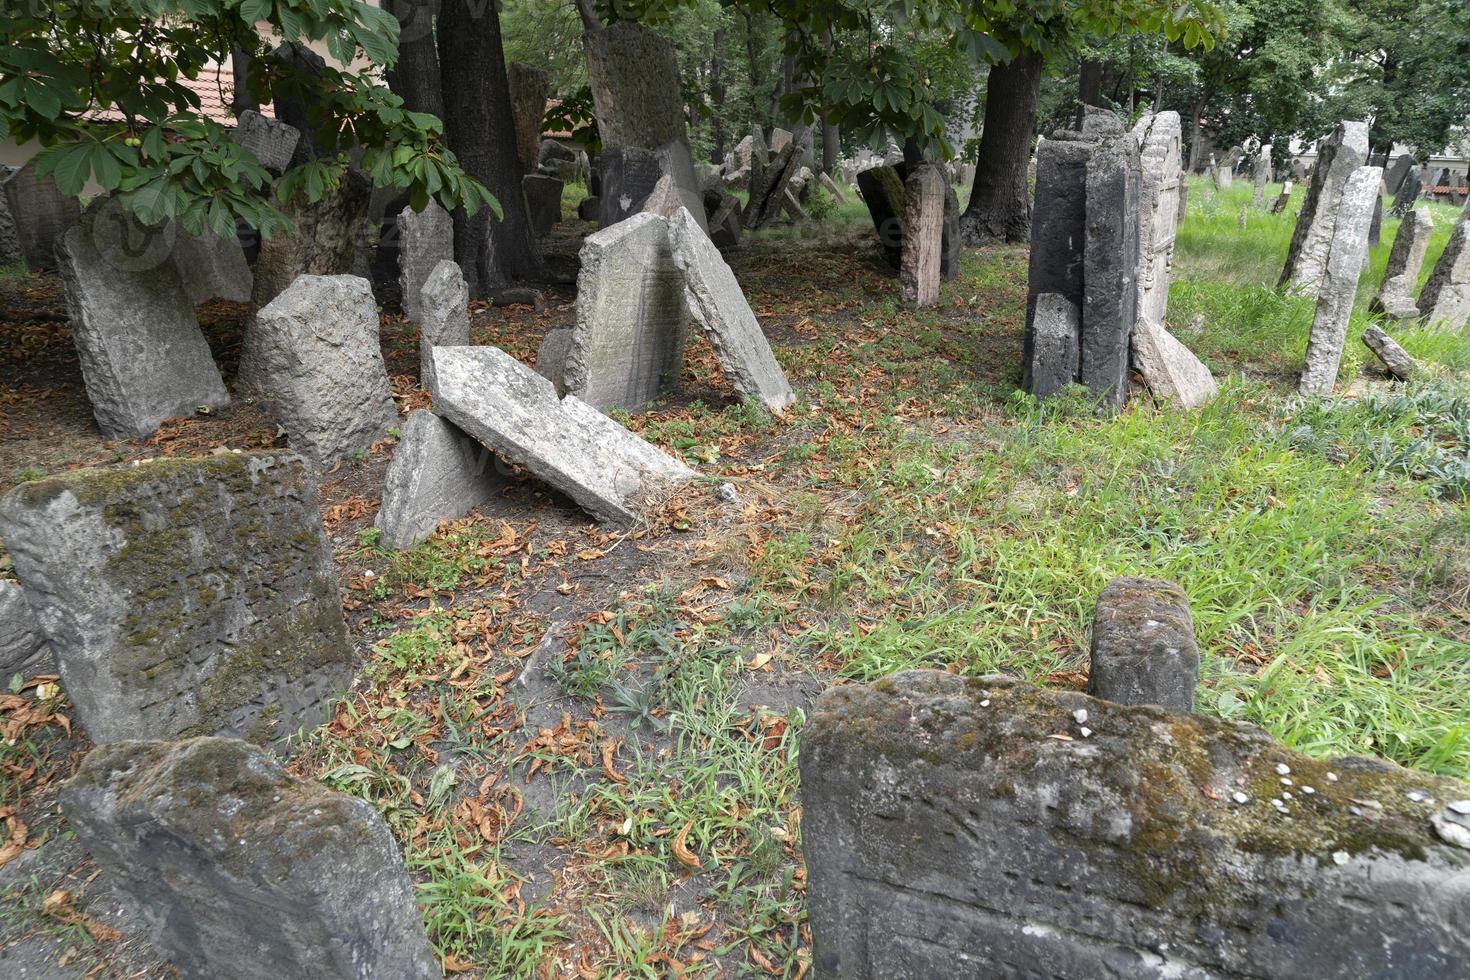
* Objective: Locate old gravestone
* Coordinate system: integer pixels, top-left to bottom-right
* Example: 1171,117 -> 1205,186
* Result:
245,175 -> 370,326
1279,120 -> 1370,296
1080,115 -> 1141,414
249,275 -> 398,465
1026,293 -> 1080,400
855,163 -> 960,279
1131,317 -> 1218,410
1024,131 -> 1093,397
0,452 -> 351,746
1089,576 -> 1198,712
508,61 -> 550,176
1131,111 -> 1183,330
170,226 -> 252,304
1362,325 -> 1417,381
1270,180 -> 1295,214
801,669 -> 1470,979
899,163 -> 944,307
396,199 -> 453,323
232,109 -> 301,176
1418,216 -> 1470,329
1370,206 -> 1433,321
1390,168 -> 1423,218
523,173 -> 564,238
1300,167 -> 1382,397
2,160 -> 81,272
1385,152 -> 1415,196
417,259 -> 469,392
376,409 -> 507,550
567,212 -> 687,411
1251,142 -> 1272,208
57,202 -> 230,440
430,345 -> 695,524
1368,193 -> 1383,247
745,136 -> 807,231
63,737 -> 439,980
669,208 -> 796,414
584,22 -> 686,151
597,143 -> 707,234
0,580 -> 53,680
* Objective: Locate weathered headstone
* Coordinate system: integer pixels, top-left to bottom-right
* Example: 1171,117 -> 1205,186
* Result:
246,176 -> 370,320
508,62 -> 550,176
3,160 -> 81,271
1025,293 -> 1080,399
0,452 -> 351,745
1418,218 -> 1470,329
430,345 -> 695,524
744,138 -> 803,231
249,275 -> 398,465
170,226 -> 252,304
769,128 -> 793,154
1131,317 -> 1217,410
57,203 -> 230,440
523,173 -> 564,237
232,109 -> 301,176
1368,192 -> 1383,247
1300,167 -> 1382,396
1370,206 -> 1433,320
1362,325 -> 1417,381
855,165 -> 906,268
1270,180 -> 1294,214
376,410 -> 507,550
1080,122 -> 1141,414
1385,153 -> 1415,196
396,199 -> 453,323
584,22 -> 685,150
818,171 -> 850,203
535,327 -> 574,395
1131,111 -> 1183,330
569,212 -> 687,411
1280,121 -> 1370,295
669,207 -> 796,415
1089,575 -> 1199,711
597,143 -> 707,233
802,669 -> 1470,979
1251,142 -> 1272,208
1390,168 -> 1422,217
62,737 -> 439,980
0,580 -> 52,680
1025,132 -> 1094,398
899,163 -> 943,306
417,259 -> 469,392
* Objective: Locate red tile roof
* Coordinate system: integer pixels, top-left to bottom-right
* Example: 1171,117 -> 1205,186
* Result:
86,70 -> 270,126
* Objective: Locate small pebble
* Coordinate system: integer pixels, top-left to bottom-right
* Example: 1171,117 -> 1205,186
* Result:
1348,806 -> 1362,817
1073,709 -> 1088,724
1406,790 -> 1432,804
1280,777 -> 1293,786
980,699 -> 990,707
716,482 -> 739,504
1302,786 -> 1315,795
1232,792 -> 1249,804
1326,772 -> 1338,782
1271,798 -> 1284,807
1332,851 -> 1349,866
1282,792 -> 1293,800
1449,800 -> 1470,815
1079,726 -> 1092,738
1275,763 -> 1291,776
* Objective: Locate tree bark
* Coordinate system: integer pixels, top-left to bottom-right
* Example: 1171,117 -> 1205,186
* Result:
437,0 -> 541,293
821,118 -> 839,174
1079,58 -> 1105,108
229,47 -> 258,115
384,0 -> 445,119
959,50 -> 1041,245
710,28 -> 726,164
1187,92 -> 1207,172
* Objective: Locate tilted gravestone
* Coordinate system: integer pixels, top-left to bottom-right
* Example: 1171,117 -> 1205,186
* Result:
417,259 -> 469,392
232,109 -> 301,176
249,275 -> 398,466
1385,153 -> 1415,196
0,452 -> 351,745
57,202 -> 230,440
2,160 -> 81,271
669,208 -> 796,415
1251,143 -> 1273,208
1362,325 -> 1417,381
1088,576 -> 1199,711
1279,120 -> 1369,296
63,737 -> 439,980
569,212 -> 688,411
1368,192 -> 1383,247
802,669 -> 1470,979
1270,180 -> 1294,214
430,345 -> 695,524
744,138 -> 804,231
396,199 -> 453,323
1370,206 -> 1433,321
899,163 -> 944,307
1080,117 -> 1141,414
1390,168 -> 1422,217
1131,317 -> 1217,410
376,409 -> 508,550
584,22 -> 686,151
1130,111 -> 1183,331
855,163 -> 960,279
508,61 -> 550,176
170,226 -> 252,304
1418,217 -> 1470,329
0,580 -> 52,681
523,173 -> 564,238
1300,167 -> 1382,396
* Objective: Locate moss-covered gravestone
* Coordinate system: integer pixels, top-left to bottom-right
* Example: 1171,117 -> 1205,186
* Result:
62,737 -> 439,980
0,452 -> 351,746
802,670 -> 1470,979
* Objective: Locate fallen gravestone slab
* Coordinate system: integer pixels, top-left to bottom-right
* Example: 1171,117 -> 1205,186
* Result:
1419,218 -> 1470,329
0,580 -> 52,681
63,737 -> 439,980
0,452 -> 351,745
1280,120 -> 1369,296
431,345 -> 695,524
376,410 -> 508,550
1131,317 -> 1217,410
1300,167 -> 1382,396
802,669 -> 1470,979
1362,325 -> 1417,381
1088,575 -> 1199,711
251,275 -> 398,465
418,259 -> 470,392
396,200 -> 453,323
57,203 -> 230,440
170,226 -> 252,304
1370,207 -> 1433,320
569,212 -> 687,411
1025,293 -> 1080,399
3,160 -> 81,271
668,208 -> 797,414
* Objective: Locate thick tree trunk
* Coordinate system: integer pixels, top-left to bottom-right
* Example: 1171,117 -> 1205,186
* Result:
822,119 -> 839,174
230,47 -> 258,115
437,0 -> 541,293
1187,93 -> 1207,172
1079,59 -> 1106,108
710,29 -> 726,164
959,50 -> 1041,245
384,0 -> 445,118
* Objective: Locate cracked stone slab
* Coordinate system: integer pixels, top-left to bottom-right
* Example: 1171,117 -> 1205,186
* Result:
1131,317 -> 1217,410
375,410 -> 509,550
1361,325 -> 1417,381
1300,167 -> 1381,396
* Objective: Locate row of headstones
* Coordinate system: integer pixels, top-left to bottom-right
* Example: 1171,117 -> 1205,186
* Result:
800,576 -> 1470,977
852,160 -> 960,307
1024,108 -> 1217,415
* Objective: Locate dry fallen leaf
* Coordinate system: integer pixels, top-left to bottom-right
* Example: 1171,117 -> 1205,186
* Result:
671,820 -> 701,870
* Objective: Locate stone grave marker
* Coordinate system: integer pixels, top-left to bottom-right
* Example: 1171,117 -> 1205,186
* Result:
1131,111 -> 1183,330
3,160 -> 81,272
1131,317 -> 1217,410
1088,576 -> 1199,711
1418,217 -> 1470,329
376,410 -> 508,550
1390,168 -> 1422,217
418,259 -> 469,392
523,174 -> 564,237
1280,120 -> 1369,296
233,109 -> 301,175
396,200 -> 453,323
170,226 -> 252,304
1385,152 -> 1415,196
1270,180 -> 1294,214
1362,325 -> 1417,381
1300,167 -> 1382,396
1025,293 -> 1080,399
899,163 -> 943,306
1370,206 -> 1432,320
1251,142 -> 1272,208
508,62 -> 550,175
1080,120 -> 1141,414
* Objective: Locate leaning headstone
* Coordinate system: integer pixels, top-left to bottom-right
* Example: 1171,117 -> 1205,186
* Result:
1251,142 -> 1272,208
523,173 -> 564,237
584,22 -> 686,150
62,737 -> 439,980
1213,161 -> 1233,190
769,128 -> 793,154
1418,218 -> 1470,329
535,327 -> 574,395
376,410 -> 507,550
1089,575 -> 1199,711
899,164 -> 943,307
1385,153 -> 1415,196
1131,111 -> 1183,330
508,62 -> 550,176
855,164 -> 906,268
0,452 -> 351,745
745,139 -> 804,231
1025,293 -> 1080,399
1300,167 -> 1382,396
170,226 -> 252,304
1390,168 -> 1422,217
232,110 -> 301,176
1368,192 -> 1383,247
396,199 -> 453,323
0,580 -> 52,681
3,160 -> 81,271
818,171 -> 850,203
1270,180 -> 1294,214
430,346 -> 695,524
250,275 -> 398,465
669,208 -> 796,415
1080,122 -> 1141,414
801,669 -> 1470,979
1279,120 -> 1369,296
569,212 -> 687,411
1131,317 -> 1217,410
1362,325 -> 1417,381
57,203 -> 230,440
417,259 -> 469,392
597,143 -> 707,233
1370,206 -> 1432,320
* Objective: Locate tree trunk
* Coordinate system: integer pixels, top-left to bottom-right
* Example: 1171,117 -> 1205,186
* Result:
1079,59 -> 1105,108
384,0 -> 445,118
230,47 -> 258,115
437,0 -> 541,294
742,10 -> 763,125
1187,92 -> 1207,172
822,119 -> 839,174
959,50 -> 1041,245
710,28 -> 726,164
